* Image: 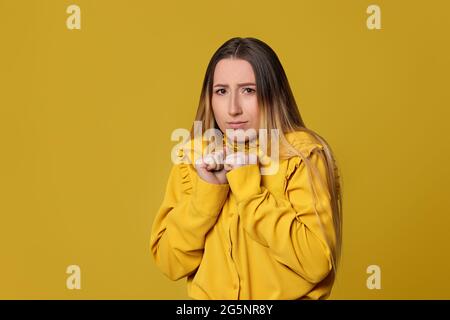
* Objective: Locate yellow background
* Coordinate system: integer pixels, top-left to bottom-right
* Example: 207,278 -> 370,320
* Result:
1,0 -> 449,299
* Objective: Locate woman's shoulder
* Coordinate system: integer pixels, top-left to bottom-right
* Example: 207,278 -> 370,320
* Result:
282,130 -> 328,182
283,130 -> 325,156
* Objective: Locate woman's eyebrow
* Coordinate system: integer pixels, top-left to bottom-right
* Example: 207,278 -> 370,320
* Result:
213,82 -> 256,88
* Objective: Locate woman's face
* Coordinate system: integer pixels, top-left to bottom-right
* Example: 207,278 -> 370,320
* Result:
211,58 -> 260,137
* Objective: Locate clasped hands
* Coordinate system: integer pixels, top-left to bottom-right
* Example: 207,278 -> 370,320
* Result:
194,143 -> 258,185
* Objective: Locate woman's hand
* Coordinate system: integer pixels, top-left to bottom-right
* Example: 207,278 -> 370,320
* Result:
223,134 -> 259,171
194,142 -> 260,184
195,150 -> 229,184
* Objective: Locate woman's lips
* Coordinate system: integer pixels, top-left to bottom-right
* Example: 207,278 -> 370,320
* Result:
227,121 -> 248,129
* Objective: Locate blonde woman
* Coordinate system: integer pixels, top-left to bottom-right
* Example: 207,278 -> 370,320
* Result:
150,37 -> 343,300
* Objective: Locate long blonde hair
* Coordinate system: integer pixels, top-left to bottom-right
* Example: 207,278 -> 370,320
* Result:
189,37 -> 343,281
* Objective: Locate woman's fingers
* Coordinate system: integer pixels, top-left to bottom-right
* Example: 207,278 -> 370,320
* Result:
212,150 -> 225,171
194,157 -> 206,168
203,154 -> 216,170
202,146 -> 259,173
203,151 -> 225,171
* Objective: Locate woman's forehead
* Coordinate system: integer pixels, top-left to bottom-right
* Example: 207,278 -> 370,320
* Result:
213,58 -> 256,85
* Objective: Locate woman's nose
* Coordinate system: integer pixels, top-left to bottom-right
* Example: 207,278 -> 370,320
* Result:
228,92 -> 243,116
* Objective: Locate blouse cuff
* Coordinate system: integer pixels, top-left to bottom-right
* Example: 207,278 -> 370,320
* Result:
226,164 -> 262,202
191,174 -> 230,217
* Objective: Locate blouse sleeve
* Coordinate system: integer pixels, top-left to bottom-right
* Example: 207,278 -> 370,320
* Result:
150,162 -> 230,281
225,144 -> 336,284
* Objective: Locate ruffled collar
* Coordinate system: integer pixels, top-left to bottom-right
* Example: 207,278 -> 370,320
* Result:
222,135 -> 260,153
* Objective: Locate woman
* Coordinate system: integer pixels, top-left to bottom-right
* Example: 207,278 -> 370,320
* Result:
150,37 -> 343,299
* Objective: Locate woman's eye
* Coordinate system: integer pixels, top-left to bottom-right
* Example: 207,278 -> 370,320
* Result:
244,87 -> 256,94
215,88 -> 226,95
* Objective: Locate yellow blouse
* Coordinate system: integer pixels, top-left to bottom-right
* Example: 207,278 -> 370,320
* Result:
150,131 -> 337,299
